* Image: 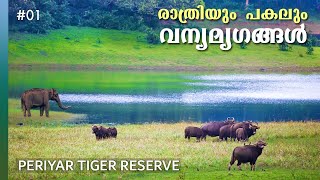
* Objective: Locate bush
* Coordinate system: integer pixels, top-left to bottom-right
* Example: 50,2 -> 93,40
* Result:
20,11 -> 53,34
240,41 -> 247,49
146,28 -> 159,44
9,0 -> 70,33
306,40 -> 314,55
279,42 -> 290,51
309,35 -> 318,46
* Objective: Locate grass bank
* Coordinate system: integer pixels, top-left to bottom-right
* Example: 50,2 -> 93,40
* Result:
9,26 -> 320,72
8,97 -> 320,179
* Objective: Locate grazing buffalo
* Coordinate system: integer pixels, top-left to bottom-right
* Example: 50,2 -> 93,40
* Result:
236,124 -> 259,141
201,119 -> 235,140
219,124 -> 233,141
185,126 -> 204,142
228,140 -> 267,171
108,127 -> 117,138
92,125 -> 111,140
230,121 -> 256,141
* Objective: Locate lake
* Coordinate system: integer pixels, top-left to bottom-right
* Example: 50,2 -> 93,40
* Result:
9,70 -> 320,124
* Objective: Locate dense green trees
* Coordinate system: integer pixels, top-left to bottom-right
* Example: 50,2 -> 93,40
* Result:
9,0 -> 70,33
9,0 -> 320,34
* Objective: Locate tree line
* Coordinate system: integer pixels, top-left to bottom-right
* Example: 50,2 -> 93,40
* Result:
9,0 -> 320,34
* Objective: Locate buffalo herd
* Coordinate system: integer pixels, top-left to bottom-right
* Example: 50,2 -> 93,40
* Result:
91,118 -> 266,171
184,118 -> 266,171
185,118 -> 260,142
92,125 -> 117,140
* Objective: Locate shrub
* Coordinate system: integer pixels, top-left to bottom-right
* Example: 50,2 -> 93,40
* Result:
306,40 -> 314,55
240,41 -> 247,49
279,42 -> 290,51
146,28 -> 159,44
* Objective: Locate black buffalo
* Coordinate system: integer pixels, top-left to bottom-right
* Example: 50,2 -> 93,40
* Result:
219,124 -> 233,141
228,140 -> 267,171
185,126 -> 204,142
201,119 -> 235,140
108,127 -> 117,138
236,125 -> 260,141
235,128 -> 246,141
230,121 -> 255,141
92,125 -> 109,140
92,125 -> 117,140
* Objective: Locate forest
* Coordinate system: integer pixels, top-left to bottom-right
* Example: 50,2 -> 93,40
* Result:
9,0 -> 320,34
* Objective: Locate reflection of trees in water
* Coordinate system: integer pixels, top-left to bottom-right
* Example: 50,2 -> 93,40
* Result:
56,102 -> 320,124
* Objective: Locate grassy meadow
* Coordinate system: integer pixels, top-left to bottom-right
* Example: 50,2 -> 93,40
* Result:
8,25 -> 320,179
8,99 -> 320,179
9,26 -> 320,71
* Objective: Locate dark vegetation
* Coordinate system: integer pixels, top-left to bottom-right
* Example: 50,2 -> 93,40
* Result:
9,1 -> 320,55
10,0 -> 320,34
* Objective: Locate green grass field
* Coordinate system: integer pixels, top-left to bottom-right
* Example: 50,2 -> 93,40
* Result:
9,26 -> 320,71
8,99 -> 320,179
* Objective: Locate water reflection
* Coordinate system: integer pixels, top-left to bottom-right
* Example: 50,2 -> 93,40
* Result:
60,73 -> 320,104
9,71 -> 320,124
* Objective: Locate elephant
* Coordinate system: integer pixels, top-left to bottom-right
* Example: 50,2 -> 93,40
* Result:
21,88 -> 70,117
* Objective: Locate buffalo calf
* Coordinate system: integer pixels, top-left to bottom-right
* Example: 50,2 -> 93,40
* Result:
108,127 -> 117,138
219,124 -> 232,141
236,128 -> 247,141
230,121 -> 251,141
236,124 -> 260,141
185,126 -> 204,142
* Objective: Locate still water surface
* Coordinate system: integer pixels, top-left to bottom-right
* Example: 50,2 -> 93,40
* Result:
9,71 -> 320,124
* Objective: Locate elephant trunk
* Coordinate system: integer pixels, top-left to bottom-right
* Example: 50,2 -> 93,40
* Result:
56,97 -> 71,110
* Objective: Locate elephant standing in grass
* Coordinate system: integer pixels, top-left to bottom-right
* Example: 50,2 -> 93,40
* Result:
21,88 -> 70,117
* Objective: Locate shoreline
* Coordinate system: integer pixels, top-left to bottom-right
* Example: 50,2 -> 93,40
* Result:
10,120 -> 320,127
9,64 -> 320,73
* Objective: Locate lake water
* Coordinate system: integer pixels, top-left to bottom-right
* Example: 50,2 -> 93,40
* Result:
9,71 -> 320,124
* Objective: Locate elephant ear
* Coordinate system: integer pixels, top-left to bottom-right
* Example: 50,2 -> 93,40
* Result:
48,89 -> 54,98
